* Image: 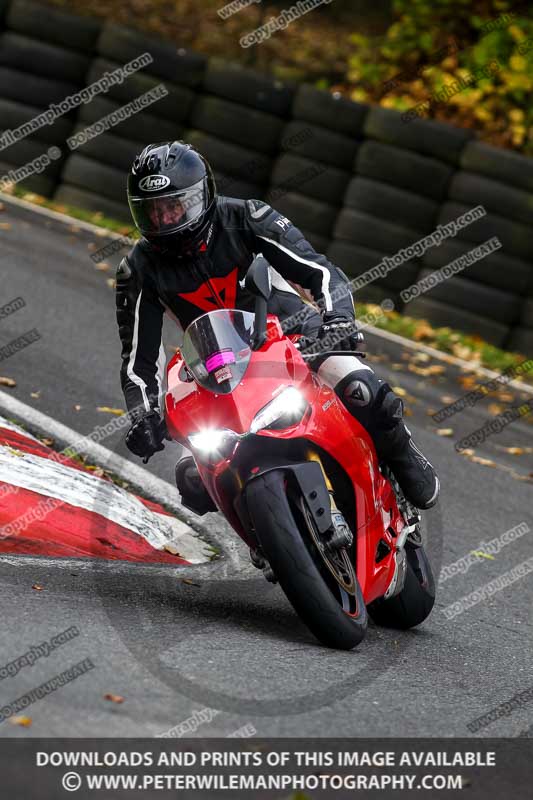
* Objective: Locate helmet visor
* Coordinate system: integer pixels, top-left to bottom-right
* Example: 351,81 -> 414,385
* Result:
129,178 -> 207,237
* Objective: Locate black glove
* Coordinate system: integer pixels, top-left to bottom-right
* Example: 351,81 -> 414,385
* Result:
294,335 -> 320,353
318,313 -> 362,351
125,411 -> 166,460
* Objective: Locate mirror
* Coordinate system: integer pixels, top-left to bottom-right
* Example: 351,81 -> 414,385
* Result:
245,255 -> 271,301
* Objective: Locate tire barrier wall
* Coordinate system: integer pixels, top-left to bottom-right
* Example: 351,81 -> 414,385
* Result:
0,0 -> 531,353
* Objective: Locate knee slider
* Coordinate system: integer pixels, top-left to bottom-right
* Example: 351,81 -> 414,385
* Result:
338,370 -> 382,431
342,373 -> 376,409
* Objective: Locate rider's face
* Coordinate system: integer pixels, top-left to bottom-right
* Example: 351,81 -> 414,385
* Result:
148,197 -> 186,228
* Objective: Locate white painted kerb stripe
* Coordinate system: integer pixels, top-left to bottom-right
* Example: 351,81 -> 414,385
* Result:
0,419 -> 211,563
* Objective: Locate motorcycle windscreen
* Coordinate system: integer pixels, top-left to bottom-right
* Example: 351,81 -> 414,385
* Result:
181,309 -> 255,394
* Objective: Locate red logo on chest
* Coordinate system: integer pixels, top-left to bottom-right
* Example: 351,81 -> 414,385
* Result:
178,268 -> 238,312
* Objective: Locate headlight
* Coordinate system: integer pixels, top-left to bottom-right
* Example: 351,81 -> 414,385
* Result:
188,428 -> 239,458
250,387 -> 308,434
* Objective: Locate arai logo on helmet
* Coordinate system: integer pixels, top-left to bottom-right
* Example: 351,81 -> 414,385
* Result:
139,174 -> 171,192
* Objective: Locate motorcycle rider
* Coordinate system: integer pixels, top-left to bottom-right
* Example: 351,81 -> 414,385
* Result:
117,141 -> 439,512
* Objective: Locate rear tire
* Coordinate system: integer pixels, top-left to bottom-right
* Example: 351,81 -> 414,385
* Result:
246,470 -> 367,650
368,544 -> 435,629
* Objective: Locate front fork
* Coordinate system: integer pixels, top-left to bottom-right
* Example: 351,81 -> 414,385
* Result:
249,450 -> 353,582
306,449 -> 354,553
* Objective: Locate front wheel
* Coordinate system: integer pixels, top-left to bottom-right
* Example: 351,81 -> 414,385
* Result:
245,470 -> 367,650
367,544 -> 435,629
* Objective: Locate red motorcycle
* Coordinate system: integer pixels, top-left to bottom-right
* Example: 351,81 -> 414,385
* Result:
164,257 -> 435,649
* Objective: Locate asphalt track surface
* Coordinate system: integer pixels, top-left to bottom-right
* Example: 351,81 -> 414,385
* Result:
0,199 -> 532,738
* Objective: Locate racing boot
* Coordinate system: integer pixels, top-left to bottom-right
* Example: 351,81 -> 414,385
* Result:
374,413 -> 440,510
338,371 -> 440,510
175,456 -> 217,516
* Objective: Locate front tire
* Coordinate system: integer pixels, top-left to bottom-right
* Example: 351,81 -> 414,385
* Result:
246,470 -> 367,650
367,544 -> 435,629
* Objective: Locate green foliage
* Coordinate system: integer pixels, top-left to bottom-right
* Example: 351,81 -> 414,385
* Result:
347,0 -> 533,154
357,303 -> 533,378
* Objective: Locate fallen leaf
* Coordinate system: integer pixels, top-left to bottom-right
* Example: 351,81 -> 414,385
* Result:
458,375 -> 477,390
104,693 -> 124,704
30,391 -> 40,399
451,343 -> 474,360
503,447 -> 531,456
0,222 -> 12,230
458,448 -> 475,456
495,391 -> 514,403
471,550 -> 495,561
412,321 -> 434,341
74,404 -> 82,411
106,278 -> 116,289
408,364 -> 432,376
426,408 -> 437,416
95,262 -> 110,271
8,715 -> 32,727
404,407 -> 413,417
97,407 -> 124,416
181,578 -> 201,587
87,242 -> 97,252
40,438 -> 54,447
32,584 -> 44,591
392,386 -> 407,397
436,428 -> 453,436
488,403 -> 505,416
469,456 -> 497,467
69,225 -> 81,233
412,352 -> 430,363
427,364 -> 446,375
0,202 -> 5,211
163,543 -> 182,556
0,377 -> 16,387
86,466 -> 105,477
440,395 -> 455,404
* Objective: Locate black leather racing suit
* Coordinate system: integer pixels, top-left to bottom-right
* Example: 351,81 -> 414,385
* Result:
116,196 -> 355,417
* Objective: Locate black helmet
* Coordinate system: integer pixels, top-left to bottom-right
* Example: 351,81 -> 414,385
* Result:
127,141 -> 217,246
